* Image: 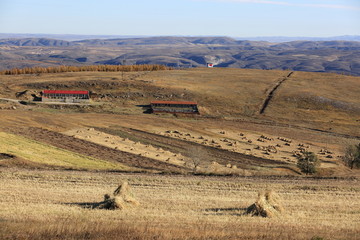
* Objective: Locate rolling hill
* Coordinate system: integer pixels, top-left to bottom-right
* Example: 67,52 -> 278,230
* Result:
0,36 -> 360,75
0,67 -> 359,176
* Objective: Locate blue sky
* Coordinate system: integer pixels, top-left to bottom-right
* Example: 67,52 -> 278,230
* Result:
0,0 -> 359,37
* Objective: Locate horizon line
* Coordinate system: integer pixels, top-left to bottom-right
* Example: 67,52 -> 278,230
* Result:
1,33 -> 359,38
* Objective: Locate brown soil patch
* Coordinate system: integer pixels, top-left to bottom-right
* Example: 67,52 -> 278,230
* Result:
0,153 -> 53,169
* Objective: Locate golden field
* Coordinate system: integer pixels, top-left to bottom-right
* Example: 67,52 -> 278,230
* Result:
1,169 -> 360,240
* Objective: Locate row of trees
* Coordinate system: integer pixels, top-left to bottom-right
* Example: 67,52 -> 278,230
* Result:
0,64 -> 172,75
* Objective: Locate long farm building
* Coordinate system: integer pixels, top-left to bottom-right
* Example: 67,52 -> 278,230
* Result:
42,90 -> 90,103
150,100 -> 199,114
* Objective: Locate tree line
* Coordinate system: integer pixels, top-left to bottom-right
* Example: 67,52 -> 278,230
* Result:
0,64 -> 172,75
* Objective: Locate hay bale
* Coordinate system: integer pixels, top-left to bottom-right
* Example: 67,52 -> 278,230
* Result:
245,190 -> 283,218
95,181 -> 139,210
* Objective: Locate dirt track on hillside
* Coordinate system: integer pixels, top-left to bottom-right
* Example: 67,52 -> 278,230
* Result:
9,127 -> 187,173
259,71 -> 293,114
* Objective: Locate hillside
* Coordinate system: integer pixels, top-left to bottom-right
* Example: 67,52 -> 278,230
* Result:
0,36 -> 360,75
0,67 -> 359,176
1,67 -> 360,239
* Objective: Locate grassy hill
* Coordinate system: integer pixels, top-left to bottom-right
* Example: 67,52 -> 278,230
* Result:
0,67 -> 359,176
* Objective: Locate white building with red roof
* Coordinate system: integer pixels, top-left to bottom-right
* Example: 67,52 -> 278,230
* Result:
41,90 -> 90,103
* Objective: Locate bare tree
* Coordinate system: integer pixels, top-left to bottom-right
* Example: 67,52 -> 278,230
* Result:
342,143 -> 360,169
188,146 -> 208,173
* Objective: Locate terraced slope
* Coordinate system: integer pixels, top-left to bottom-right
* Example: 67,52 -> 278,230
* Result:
0,131 -> 128,171
7,128 -> 186,173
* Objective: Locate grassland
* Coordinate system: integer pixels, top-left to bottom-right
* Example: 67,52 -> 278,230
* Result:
1,169 -> 359,240
142,68 -> 360,136
0,67 -> 359,239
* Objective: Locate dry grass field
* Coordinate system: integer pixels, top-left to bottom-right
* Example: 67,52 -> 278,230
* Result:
1,169 -> 359,240
0,67 -> 359,239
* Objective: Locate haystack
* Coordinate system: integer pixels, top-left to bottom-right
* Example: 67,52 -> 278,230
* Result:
245,190 -> 283,218
95,181 -> 139,210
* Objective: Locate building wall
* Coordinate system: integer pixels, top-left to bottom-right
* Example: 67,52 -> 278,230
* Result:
42,97 -> 90,103
151,104 -> 199,114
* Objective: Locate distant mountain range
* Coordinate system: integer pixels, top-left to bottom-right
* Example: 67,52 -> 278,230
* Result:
1,36 -> 359,76
1,33 -> 359,42
0,33 -> 147,41
235,35 -> 360,42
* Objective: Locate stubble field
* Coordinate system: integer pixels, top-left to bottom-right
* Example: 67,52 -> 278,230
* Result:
1,169 -> 360,240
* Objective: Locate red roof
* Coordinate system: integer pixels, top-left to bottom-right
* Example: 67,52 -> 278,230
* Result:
151,100 -> 197,105
43,90 -> 89,95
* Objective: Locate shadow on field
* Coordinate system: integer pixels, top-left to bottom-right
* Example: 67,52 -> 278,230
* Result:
203,207 -> 247,216
63,202 -> 101,209
136,104 -> 152,114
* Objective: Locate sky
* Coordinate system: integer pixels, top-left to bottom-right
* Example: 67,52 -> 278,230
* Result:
0,0 -> 359,37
